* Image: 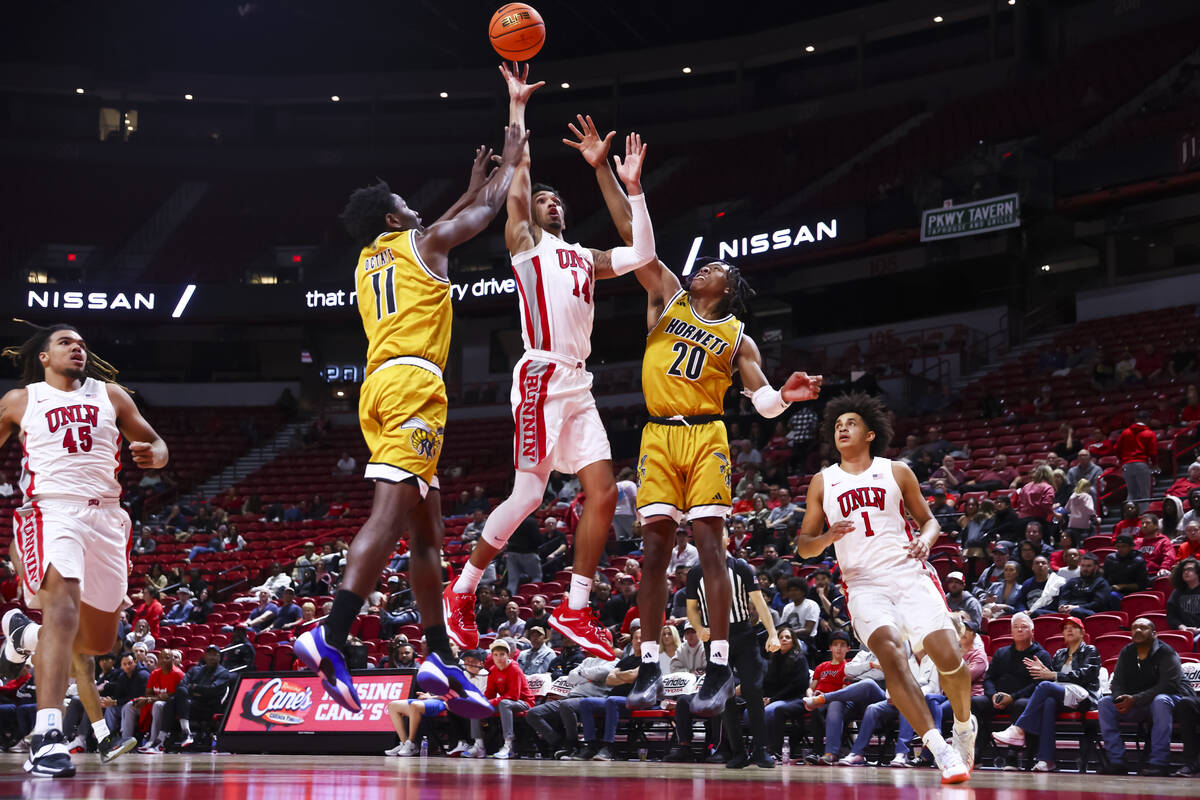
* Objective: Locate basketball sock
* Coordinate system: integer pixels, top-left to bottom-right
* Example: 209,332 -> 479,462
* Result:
921,728 -> 949,754
91,719 -> 110,742
568,574 -> 593,610
709,640 -> 729,666
453,563 -> 485,594
35,708 -> 63,735
323,589 -> 364,649
640,641 -> 660,664
953,716 -> 974,732
180,718 -> 192,736
425,624 -> 453,661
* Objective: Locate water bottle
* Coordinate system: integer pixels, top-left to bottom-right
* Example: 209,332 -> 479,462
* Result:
419,739 -> 428,758
638,746 -> 648,762
781,736 -> 790,764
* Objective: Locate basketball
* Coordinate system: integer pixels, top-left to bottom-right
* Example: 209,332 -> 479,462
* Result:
489,3 -> 545,62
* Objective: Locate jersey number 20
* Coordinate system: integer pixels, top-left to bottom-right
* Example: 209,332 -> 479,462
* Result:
667,341 -> 707,381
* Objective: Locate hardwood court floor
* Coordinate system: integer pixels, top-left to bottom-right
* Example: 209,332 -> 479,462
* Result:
1,753 -> 1194,800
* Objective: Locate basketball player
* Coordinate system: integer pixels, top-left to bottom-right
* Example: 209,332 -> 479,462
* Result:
562,119 -> 821,715
296,122 -> 528,717
795,392 -> 975,783
0,324 -> 167,776
442,63 -> 659,660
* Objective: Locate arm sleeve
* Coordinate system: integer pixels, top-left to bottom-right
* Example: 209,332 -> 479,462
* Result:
608,193 -> 656,275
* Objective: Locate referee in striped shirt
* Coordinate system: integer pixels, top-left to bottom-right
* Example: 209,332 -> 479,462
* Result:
686,533 -> 780,768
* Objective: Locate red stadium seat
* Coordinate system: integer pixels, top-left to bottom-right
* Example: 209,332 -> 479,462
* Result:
254,648 -> 275,672
1157,631 -> 1196,655
1033,615 -> 1065,642
1094,633 -> 1132,662
1083,613 -> 1127,638
1120,592 -> 1165,617
273,643 -> 295,671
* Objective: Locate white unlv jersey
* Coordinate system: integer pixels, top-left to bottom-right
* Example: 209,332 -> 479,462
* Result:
510,231 -> 595,362
19,378 -> 123,501
821,456 -> 929,588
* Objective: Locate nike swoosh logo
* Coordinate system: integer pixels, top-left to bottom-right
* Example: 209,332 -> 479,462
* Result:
37,398 -> 48,403
830,481 -> 841,487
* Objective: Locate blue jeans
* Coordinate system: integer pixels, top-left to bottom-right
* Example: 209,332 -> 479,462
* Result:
576,696 -> 630,743
1098,694 -> 1179,767
851,695 -> 942,756
1014,682 -> 1067,763
764,698 -> 808,753
187,546 -> 216,560
819,681 -> 886,755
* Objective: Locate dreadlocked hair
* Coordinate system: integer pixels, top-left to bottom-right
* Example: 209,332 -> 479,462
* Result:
687,257 -> 756,317
821,391 -> 893,458
2,320 -> 123,388
339,179 -> 398,248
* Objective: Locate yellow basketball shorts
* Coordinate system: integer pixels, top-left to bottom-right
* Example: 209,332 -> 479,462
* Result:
360,363 -> 446,497
636,421 -> 732,523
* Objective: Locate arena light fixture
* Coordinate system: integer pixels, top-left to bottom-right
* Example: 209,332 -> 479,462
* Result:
331,95 -> 341,102
335,390 -> 346,398
805,45 -> 815,53
184,93 -> 193,100
933,16 -> 944,23
75,88 -> 84,94
560,82 -> 570,89
1040,264 -> 1051,272
681,67 -> 692,74
1008,0 -> 1016,4
439,91 -> 448,98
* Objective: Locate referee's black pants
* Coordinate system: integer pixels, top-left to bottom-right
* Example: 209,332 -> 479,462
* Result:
721,628 -> 767,755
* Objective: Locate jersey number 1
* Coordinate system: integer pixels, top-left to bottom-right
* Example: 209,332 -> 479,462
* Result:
370,265 -> 397,321
62,426 -> 93,454
860,511 -> 876,537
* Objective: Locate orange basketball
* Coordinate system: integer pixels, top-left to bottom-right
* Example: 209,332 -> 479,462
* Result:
489,3 -> 545,62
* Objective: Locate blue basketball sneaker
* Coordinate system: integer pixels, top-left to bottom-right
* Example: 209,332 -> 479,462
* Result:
295,626 -> 362,714
417,652 -> 493,719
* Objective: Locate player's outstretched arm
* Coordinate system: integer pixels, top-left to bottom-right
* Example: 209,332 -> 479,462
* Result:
418,123 -> 529,277
592,133 -> 655,280
892,461 -> 941,561
564,114 -> 632,245
0,388 -> 27,450
734,335 -> 823,419
500,62 -> 543,255
107,385 -> 168,469
433,145 -> 498,225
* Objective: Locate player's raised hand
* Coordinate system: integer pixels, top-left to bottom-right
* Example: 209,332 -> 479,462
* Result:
781,371 -> 823,403
500,122 -> 531,164
905,537 -> 931,561
468,145 -> 498,192
828,520 -> 854,542
499,61 -> 545,105
563,114 -> 615,169
765,634 -> 781,653
612,133 -> 647,190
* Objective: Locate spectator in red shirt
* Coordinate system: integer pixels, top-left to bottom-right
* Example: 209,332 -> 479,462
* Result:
1135,514 -> 1177,578
1167,463 -> 1200,500
801,631 -> 884,764
929,455 -> 967,491
1177,520 -> 1200,562
1017,465 -> 1058,533
1180,384 -> 1200,423
133,586 -> 165,638
1111,501 -> 1141,540
326,491 -> 351,517
1117,411 -> 1158,511
965,454 -> 1019,492
132,650 -> 188,753
467,640 -> 534,759
1135,343 -> 1165,384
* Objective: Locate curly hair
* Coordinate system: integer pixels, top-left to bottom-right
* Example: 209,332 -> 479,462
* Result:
821,391 -> 893,458
2,321 -> 122,387
686,257 -> 756,317
339,179 -> 399,248
1173,557 -> 1199,592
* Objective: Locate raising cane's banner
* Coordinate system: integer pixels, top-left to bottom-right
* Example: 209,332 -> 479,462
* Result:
222,672 -> 415,733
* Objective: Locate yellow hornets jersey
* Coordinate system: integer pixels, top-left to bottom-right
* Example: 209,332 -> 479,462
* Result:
642,289 -> 744,417
355,229 -> 452,375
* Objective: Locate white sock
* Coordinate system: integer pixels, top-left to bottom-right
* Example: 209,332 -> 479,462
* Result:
709,640 -> 729,666
568,574 -> 593,610
180,718 -> 192,736
35,708 -> 63,735
921,728 -> 949,753
953,716 -> 974,733
640,641 -> 660,663
453,563 -> 485,594
91,718 -> 111,742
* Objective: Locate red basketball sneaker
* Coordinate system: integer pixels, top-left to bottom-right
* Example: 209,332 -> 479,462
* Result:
442,585 -> 479,650
549,603 -> 616,659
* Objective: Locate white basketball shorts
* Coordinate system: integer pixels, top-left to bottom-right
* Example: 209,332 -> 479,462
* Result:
843,568 -> 956,650
510,352 -> 611,475
13,498 -> 131,613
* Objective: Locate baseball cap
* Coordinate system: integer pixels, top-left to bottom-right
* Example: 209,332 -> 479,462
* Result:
1061,616 -> 1085,632
544,516 -> 557,527
630,619 -> 642,631
132,642 -> 148,652
830,631 -> 851,644
992,542 -> 1012,554
683,621 -> 695,631
932,488 -> 946,497
946,571 -> 965,583
615,572 -> 634,583
490,639 -> 511,653
527,625 -> 547,637
962,619 -> 980,633
205,643 -> 221,653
